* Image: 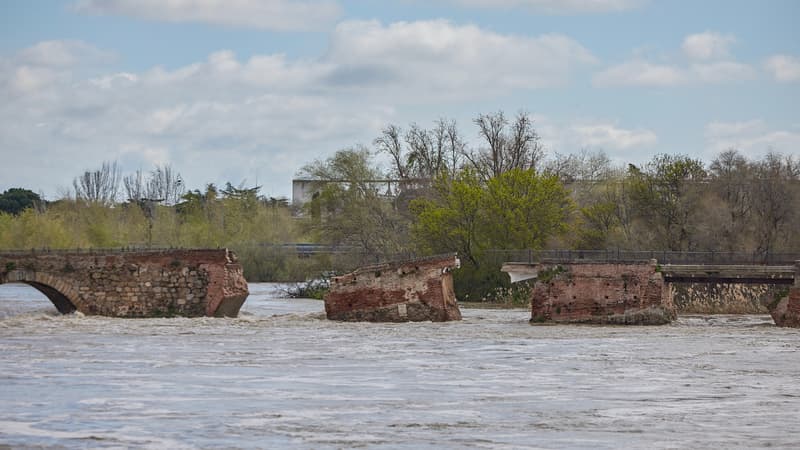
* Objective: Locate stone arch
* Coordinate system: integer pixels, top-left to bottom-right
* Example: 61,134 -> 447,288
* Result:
1,270 -> 80,314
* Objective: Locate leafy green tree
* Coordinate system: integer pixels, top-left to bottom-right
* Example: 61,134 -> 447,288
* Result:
0,188 -> 42,215
410,170 -> 484,266
483,169 -> 572,250
300,147 -> 409,259
411,168 -> 571,299
626,154 -> 706,251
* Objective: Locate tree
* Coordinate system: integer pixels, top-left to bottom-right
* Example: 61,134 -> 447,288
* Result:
544,148 -> 613,183
0,188 -> 42,215
411,168 -> 572,300
299,147 -> 409,258
375,118 -> 465,180
124,164 -> 185,205
410,170 -> 485,266
465,110 -> 544,181
626,154 -> 706,251
749,152 -> 799,256
73,161 -> 121,206
708,149 -> 754,251
482,169 -> 572,250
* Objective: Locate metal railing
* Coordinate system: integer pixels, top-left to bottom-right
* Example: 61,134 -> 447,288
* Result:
486,249 -> 800,265
4,245 -> 798,266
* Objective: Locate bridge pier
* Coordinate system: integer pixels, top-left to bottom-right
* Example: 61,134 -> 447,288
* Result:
503,261 -> 676,325
503,259 -> 800,327
0,249 -> 249,318
770,261 -> 800,328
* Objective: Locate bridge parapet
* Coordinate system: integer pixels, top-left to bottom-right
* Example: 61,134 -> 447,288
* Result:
0,249 -> 248,317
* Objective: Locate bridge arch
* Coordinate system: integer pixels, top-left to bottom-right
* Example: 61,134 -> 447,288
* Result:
1,270 -> 80,314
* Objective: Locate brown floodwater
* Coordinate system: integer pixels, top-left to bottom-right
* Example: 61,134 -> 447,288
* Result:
1,283 -> 798,449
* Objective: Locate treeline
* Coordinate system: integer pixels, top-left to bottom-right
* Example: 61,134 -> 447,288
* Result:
0,165 -> 315,280
1,110 -> 799,300
300,111 -> 800,299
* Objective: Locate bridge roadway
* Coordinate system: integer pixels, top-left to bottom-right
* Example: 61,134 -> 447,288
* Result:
660,264 -> 796,284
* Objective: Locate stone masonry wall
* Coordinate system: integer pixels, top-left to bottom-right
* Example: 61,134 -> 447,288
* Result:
0,249 -> 248,318
530,261 -> 676,325
671,283 -> 782,314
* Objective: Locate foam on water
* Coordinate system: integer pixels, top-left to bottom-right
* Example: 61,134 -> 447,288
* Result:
0,283 -> 798,449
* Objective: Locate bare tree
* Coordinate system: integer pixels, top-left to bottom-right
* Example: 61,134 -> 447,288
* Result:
545,148 -> 613,182
707,149 -> 753,251
441,118 -> 465,177
123,169 -> 146,202
73,161 -> 121,206
374,124 -> 407,179
374,119 -> 465,180
124,165 -> 185,205
750,152 -> 799,256
465,110 -> 544,180
147,165 -> 185,205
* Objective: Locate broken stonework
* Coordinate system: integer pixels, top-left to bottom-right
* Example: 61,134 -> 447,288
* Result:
324,254 -> 462,322
509,261 -> 676,325
0,249 -> 249,318
771,287 -> 800,328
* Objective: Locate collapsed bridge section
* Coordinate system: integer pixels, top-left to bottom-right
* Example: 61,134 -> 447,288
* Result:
502,259 -> 800,327
0,248 -> 249,318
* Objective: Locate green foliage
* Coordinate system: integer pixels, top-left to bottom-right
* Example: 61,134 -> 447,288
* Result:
0,188 -> 42,215
301,148 -> 408,256
483,169 -> 571,250
574,200 -> 620,249
536,265 -> 567,283
625,154 -> 706,251
411,170 -> 484,266
412,169 -> 573,300
0,186 -> 303,281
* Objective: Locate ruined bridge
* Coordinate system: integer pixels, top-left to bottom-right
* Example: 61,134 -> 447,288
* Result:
502,256 -> 800,328
0,249 -> 249,317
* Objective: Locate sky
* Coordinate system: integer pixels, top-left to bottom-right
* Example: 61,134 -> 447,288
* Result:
1,0 -> 799,200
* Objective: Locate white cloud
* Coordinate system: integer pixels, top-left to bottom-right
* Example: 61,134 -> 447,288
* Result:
325,20 -> 596,96
530,116 -> 658,160
704,120 -> 800,158
593,61 -> 687,87
764,55 -> 800,82
446,0 -> 645,13
17,40 -> 114,67
690,61 -> 756,83
682,32 -> 735,60
594,32 -> 755,87
72,0 -> 342,31
570,123 -> 658,150
1,23 -> 595,198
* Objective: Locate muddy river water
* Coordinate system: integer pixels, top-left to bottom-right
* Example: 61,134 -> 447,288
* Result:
1,283 -> 798,449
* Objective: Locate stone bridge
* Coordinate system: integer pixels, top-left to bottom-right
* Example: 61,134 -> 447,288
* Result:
0,249 -> 249,317
502,260 -> 800,327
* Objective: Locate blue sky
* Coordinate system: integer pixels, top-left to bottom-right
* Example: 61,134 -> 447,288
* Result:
1,0 -> 798,200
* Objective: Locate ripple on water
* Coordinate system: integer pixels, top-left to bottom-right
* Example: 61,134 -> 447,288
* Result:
0,283 -> 799,449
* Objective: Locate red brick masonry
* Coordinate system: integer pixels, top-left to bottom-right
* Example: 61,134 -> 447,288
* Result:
324,254 -> 462,322
770,287 -> 800,328
528,261 -> 677,325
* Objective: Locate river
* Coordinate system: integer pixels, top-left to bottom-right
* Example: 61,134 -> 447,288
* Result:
0,283 -> 798,449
